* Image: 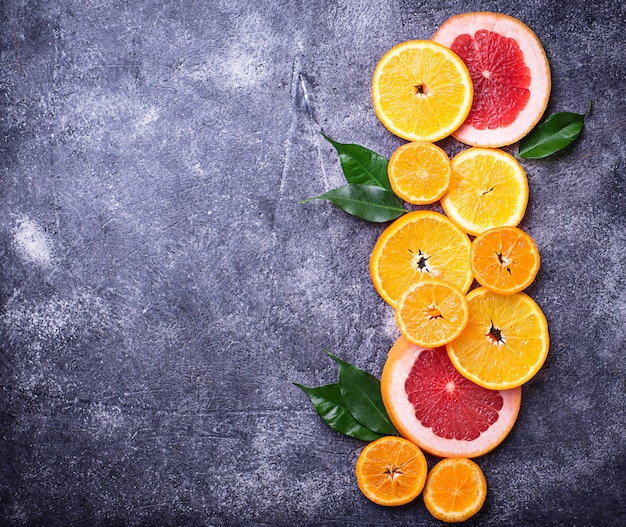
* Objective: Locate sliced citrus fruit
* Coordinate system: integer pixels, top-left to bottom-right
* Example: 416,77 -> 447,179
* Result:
381,336 -> 521,458
396,279 -> 469,348
372,40 -> 474,142
370,210 -> 473,307
446,287 -> 549,390
423,458 -> 487,523
471,226 -> 540,295
355,435 -> 428,506
388,141 -> 451,205
440,147 -> 528,236
432,12 -> 551,148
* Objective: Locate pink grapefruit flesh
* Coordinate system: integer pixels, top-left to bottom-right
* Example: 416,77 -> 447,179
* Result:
381,335 -> 521,458
432,12 -> 551,148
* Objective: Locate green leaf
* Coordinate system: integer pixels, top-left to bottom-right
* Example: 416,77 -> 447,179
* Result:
518,103 -> 590,159
293,383 -> 384,441
326,352 -> 398,436
300,183 -> 406,223
321,132 -> 392,191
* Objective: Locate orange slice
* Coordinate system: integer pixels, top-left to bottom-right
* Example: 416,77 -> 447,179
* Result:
471,226 -> 541,294
355,435 -> 428,506
370,210 -> 473,308
423,458 -> 487,523
372,40 -> 474,142
396,279 -> 469,348
381,336 -> 521,458
446,287 -> 550,390
388,141 -> 451,205
440,147 -> 529,236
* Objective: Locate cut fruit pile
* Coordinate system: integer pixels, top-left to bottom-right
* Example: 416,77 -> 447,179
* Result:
298,10 -> 555,522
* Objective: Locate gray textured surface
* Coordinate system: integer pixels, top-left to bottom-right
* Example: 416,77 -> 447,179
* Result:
1,1 -> 625,526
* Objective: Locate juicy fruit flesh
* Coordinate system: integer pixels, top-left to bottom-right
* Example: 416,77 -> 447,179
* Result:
370,211 -> 473,307
405,347 -> 503,440
452,30 -> 531,130
447,288 -> 550,389
424,458 -> 487,522
356,436 -> 428,506
372,40 -> 474,142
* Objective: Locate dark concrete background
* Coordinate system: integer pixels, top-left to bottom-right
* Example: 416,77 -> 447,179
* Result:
1,0 -> 625,525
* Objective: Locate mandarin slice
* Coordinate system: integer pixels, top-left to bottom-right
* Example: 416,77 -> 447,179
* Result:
388,141 -> 451,205
423,458 -> 487,523
355,435 -> 428,506
471,226 -> 540,294
396,279 -> 469,348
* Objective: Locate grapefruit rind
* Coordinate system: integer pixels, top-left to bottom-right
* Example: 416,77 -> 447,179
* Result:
381,336 -> 521,458
432,12 -> 551,148
372,40 -> 474,142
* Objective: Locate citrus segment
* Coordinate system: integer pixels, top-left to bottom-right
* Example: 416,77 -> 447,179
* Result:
471,226 -> 540,294
372,40 -> 474,142
446,287 -> 550,390
432,12 -> 551,147
381,336 -> 521,458
440,148 -> 528,236
355,435 -> 428,506
388,141 -> 451,205
370,210 -> 473,307
396,279 -> 469,348
423,458 -> 487,523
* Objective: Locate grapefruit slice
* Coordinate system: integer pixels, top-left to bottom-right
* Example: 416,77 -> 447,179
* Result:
432,12 -> 551,147
381,335 -> 521,458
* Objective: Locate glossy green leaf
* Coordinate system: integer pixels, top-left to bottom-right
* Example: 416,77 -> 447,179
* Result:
321,132 -> 391,190
300,184 -> 406,223
518,104 -> 590,159
327,352 -> 398,436
293,383 -> 384,441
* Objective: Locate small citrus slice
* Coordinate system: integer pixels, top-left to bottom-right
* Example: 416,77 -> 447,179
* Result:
355,435 -> 428,506
396,279 -> 469,348
423,458 -> 487,523
471,226 -> 541,295
446,287 -> 550,390
388,141 -> 451,205
381,336 -> 521,458
432,12 -> 551,147
440,148 -> 528,236
370,210 -> 473,307
372,40 -> 474,142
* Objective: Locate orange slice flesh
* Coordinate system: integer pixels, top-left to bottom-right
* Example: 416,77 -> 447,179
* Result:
432,12 -> 551,147
370,210 -> 473,308
388,141 -> 451,205
396,279 -> 469,348
440,147 -> 529,236
423,458 -> 488,523
372,40 -> 474,142
471,226 -> 541,294
381,336 -> 521,458
446,287 -> 550,390
355,435 -> 428,506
